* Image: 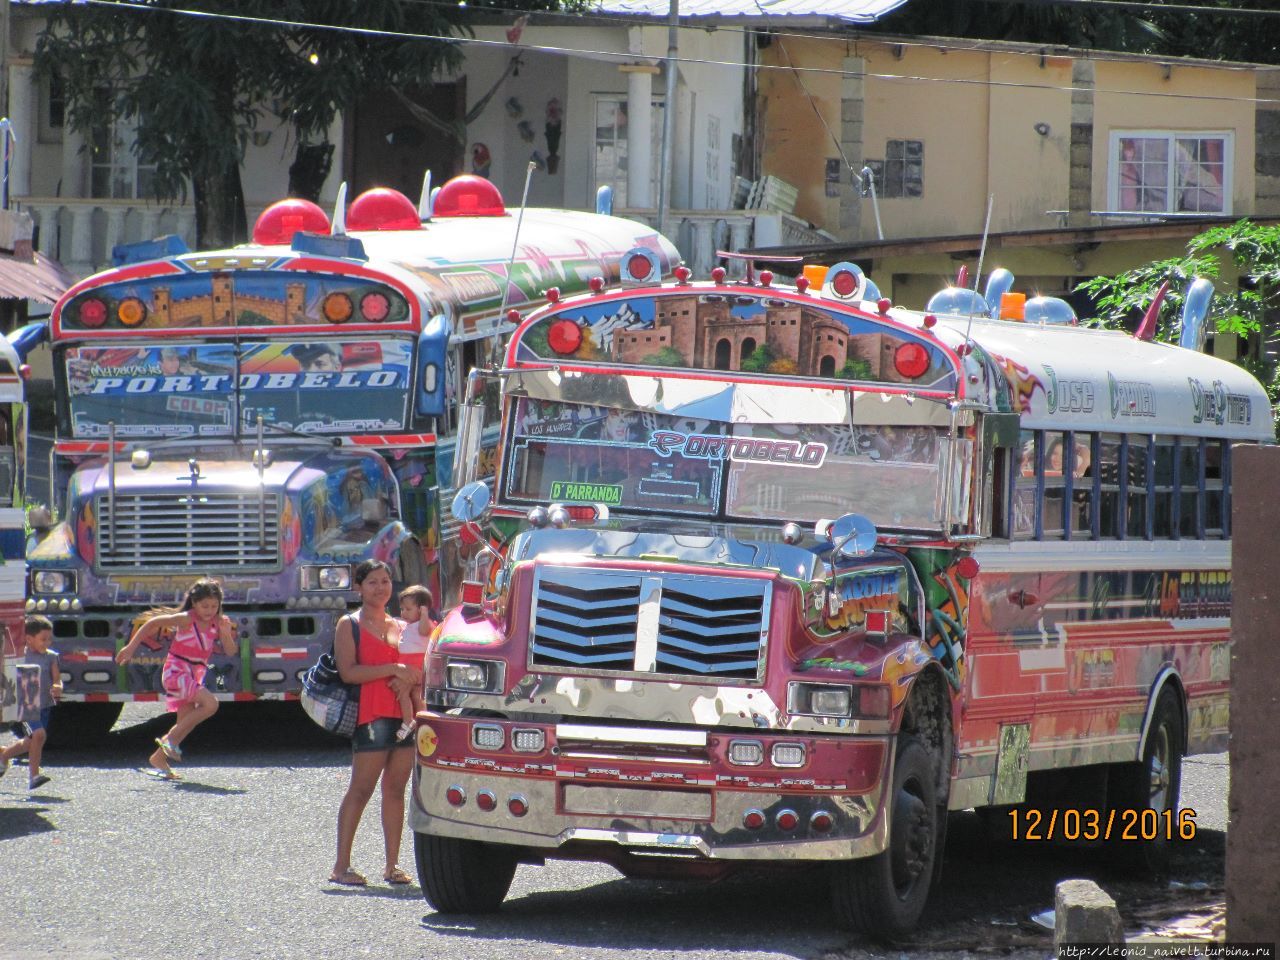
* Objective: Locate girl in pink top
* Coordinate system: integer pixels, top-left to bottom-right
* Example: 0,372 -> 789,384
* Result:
117,578 -> 238,780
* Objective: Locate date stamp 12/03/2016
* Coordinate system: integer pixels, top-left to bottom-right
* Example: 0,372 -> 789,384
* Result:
1007,807 -> 1197,842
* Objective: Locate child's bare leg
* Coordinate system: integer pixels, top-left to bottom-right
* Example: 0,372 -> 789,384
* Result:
398,690 -> 414,728
26,729 -> 45,777
166,690 -> 219,748
1,736 -> 29,763
410,689 -> 425,717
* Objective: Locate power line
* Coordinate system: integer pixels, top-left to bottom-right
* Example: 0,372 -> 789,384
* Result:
68,0 -> 1280,107
970,0 -> 1280,18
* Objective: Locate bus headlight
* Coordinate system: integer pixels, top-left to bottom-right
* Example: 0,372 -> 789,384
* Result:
445,658 -> 505,694
32,571 -> 74,594
788,681 -> 890,720
301,565 -> 352,591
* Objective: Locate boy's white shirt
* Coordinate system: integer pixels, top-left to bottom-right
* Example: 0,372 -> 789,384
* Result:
398,619 -> 429,654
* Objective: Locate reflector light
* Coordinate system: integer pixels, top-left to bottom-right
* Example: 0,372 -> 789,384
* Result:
857,685 -> 892,719
546,287 -> 561,303
776,809 -> 799,831
507,308 -> 522,324
79,298 -> 108,327
877,297 -> 892,314
252,197 -> 331,244
347,187 -> 421,231
627,253 -> 651,281
588,276 -> 605,293
446,786 -> 466,807
476,789 -> 497,812
674,265 -> 691,284
831,270 -> 858,297
359,292 -> 390,321
923,313 -> 938,328
432,175 -> 507,217
728,740 -> 764,766
893,342 -> 930,379
955,556 -> 981,580
771,743 -> 806,768
117,297 -> 146,326
810,811 -> 834,833
508,795 -> 529,817
461,580 -> 484,605
743,809 -> 766,830
472,725 -> 504,750
711,267 -> 727,283
547,319 -> 582,355
564,505 -> 598,522
759,270 -> 773,288
864,610 -> 890,636
323,293 -> 353,323
795,276 -> 811,294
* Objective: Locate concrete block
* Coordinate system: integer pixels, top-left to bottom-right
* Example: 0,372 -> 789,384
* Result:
1054,879 -> 1124,948
840,99 -> 863,125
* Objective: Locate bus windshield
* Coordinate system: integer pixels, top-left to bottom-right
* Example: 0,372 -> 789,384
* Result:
63,338 -> 414,438
504,397 -> 947,529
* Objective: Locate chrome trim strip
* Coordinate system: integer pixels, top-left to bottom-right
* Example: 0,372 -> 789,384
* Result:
555,723 -> 708,747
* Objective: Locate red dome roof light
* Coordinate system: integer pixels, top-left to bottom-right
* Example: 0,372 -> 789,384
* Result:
347,187 -> 422,231
432,175 -> 507,218
252,198 -> 331,245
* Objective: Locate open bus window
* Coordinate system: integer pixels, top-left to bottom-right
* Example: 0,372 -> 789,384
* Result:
1179,440 -> 1201,538
1042,431 -> 1066,539
1071,433 -> 1095,539
1126,435 -> 1151,539
726,423 -> 944,530
1204,440 -> 1226,537
1153,439 -> 1176,537
1012,430 -> 1038,539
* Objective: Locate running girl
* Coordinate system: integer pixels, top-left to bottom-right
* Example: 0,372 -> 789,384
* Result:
116,578 -> 238,780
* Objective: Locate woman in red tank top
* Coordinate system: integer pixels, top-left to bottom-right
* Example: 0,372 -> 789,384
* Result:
329,559 -> 420,887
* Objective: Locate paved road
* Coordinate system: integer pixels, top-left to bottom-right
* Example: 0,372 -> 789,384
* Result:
0,703 -> 1227,960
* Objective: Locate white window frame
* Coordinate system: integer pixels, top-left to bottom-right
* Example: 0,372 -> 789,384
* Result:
1107,129 -> 1233,215
590,93 -> 664,210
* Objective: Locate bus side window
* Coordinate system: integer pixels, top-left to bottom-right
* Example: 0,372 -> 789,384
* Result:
1011,430 -> 1037,540
1179,440 -> 1201,539
1204,440 -> 1226,538
1126,434 -> 1151,540
1042,431 -> 1066,540
1153,438 -> 1176,538
1071,432 -> 1094,540
1098,434 -> 1123,539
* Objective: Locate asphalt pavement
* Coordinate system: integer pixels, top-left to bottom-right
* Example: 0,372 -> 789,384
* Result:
0,703 -> 1228,960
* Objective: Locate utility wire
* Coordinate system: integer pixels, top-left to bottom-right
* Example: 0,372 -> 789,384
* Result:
70,0 -> 1280,107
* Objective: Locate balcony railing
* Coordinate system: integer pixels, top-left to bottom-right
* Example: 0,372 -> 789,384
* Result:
617,208 -> 837,276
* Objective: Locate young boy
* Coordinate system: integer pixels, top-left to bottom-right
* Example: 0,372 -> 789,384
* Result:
1,616 -> 61,790
394,586 -> 434,742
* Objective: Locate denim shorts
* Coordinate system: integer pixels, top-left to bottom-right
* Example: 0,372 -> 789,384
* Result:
352,717 -> 414,753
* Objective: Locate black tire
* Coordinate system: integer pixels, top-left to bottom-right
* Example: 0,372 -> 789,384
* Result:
1108,688 -> 1184,873
44,701 -> 123,749
832,736 -> 938,940
414,831 -> 518,914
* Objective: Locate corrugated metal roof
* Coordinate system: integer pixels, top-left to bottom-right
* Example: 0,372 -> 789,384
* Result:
0,250 -> 75,305
592,0 -> 907,21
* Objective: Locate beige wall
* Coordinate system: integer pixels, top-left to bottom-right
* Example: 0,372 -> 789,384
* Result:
761,38 -> 1259,241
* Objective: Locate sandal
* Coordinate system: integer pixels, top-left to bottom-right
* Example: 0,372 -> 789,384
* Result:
144,766 -> 182,781
384,867 -> 413,885
395,722 -> 414,742
155,737 -> 183,762
328,868 -> 367,887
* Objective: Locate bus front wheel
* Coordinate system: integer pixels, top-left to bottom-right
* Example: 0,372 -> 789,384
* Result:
414,832 -> 517,914
1108,688 -> 1184,873
831,736 -> 938,939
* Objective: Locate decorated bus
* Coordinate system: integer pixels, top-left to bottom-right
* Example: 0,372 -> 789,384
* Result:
0,336 -> 27,726
408,259 -> 1268,936
17,175 -> 678,738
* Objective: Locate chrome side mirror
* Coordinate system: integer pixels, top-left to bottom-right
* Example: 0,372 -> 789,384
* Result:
28,504 -> 52,531
829,513 -> 878,560
451,481 -> 491,523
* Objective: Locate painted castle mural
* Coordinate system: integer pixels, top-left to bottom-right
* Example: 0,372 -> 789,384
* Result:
516,293 -> 958,391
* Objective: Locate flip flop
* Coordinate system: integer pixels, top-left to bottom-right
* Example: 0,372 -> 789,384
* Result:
328,868 -> 367,887
155,737 -> 183,762
383,867 -> 413,885
143,766 -> 182,781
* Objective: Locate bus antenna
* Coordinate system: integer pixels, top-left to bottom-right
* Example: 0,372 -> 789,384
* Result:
963,194 -> 995,348
490,160 -> 537,368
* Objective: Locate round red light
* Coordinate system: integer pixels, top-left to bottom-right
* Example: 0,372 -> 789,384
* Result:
508,796 -> 528,817
877,297 -> 892,314
759,270 -> 773,287
477,790 -> 497,812
776,810 -> 799,831
711,267 -> 727,284
547,319 -> 583,355
923,313 -> 938,329
507,308 -> 522,324
546,287 -> 561,304
893,342 -> 931,380
79,298 -> 108,328
795,276 -> 810,294
588,276 -> 605,293
955,556 -> 981,580
627,253 -> 652,281
347,187 -> 422,231
445,786 -> 466,807
743,810 -> 766,830
360,292 -> 390,321
674,266 -> 691,284
811,811 -> 834,833
432,175 -> 507,218
831,270 -> 858,298
252,197 -> 331,244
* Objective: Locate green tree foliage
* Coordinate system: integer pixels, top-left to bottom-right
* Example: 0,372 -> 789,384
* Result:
35,0 -> 567,249
1076,220 -> 1280,422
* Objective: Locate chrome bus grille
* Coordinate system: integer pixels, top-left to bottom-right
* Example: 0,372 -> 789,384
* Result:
97,492 -> 281,570
530,566 -> 769,680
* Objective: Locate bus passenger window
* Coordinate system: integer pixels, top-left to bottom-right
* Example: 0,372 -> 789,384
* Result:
1126,435 -> 1151,539
1071,433 -> 1094,539
1153,439 -> 1175,538
1098,434 -> 1123,539
1179,441 -> 1201,538
1042,431 -> 1066,539
1012,430 -> 1037,540
1204,441 -> 1226,537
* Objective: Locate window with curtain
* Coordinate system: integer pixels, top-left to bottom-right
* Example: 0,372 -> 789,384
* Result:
591,95 -> 664,209
1110,131 -> 1230,214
